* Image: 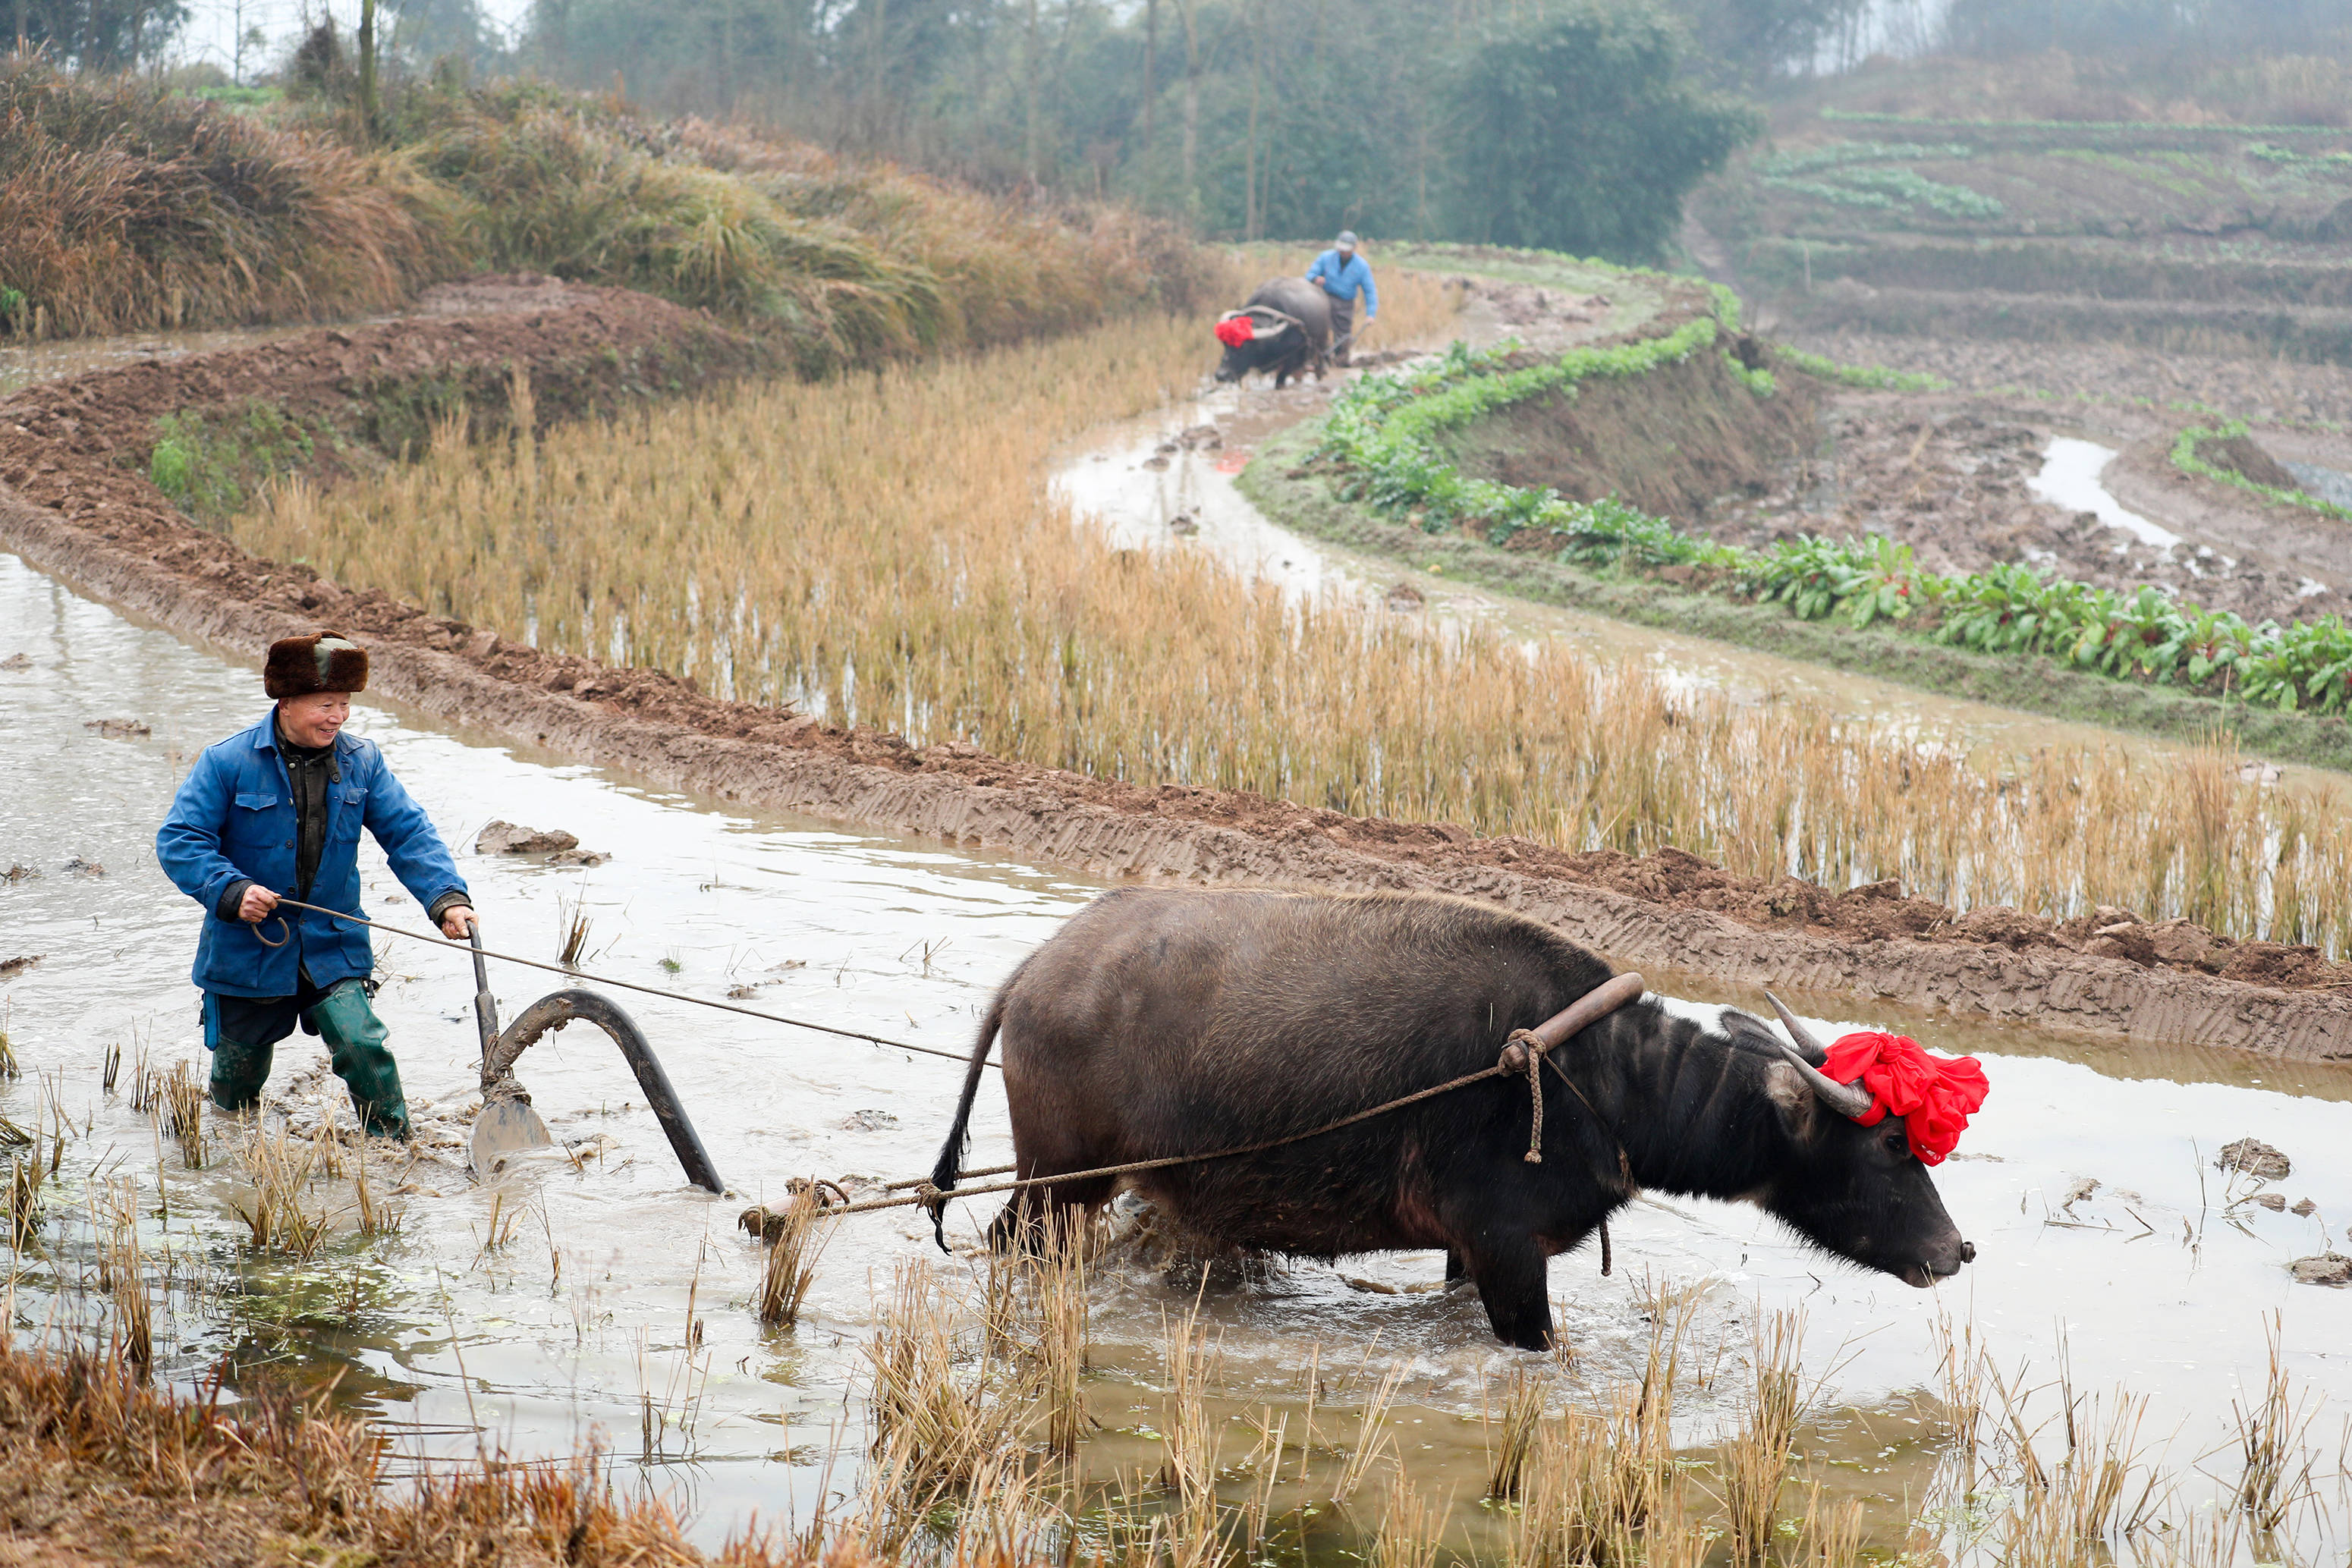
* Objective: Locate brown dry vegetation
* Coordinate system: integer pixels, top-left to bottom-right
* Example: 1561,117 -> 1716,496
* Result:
231,295 -> 2352,957
0,58 -> 1212,366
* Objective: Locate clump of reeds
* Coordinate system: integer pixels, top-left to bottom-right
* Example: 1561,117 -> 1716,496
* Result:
232,1120 -> 329,1259
1160,1301 -> 1225,1560
863,1258 -> 1041,1541
1505,1407 -> 1609,1568
1722,1308 -> 1807,1566
1486,1368 -> 1547,1500
1027,1208 -> 1093,1453
2230,1311 -> 2318,1540
753,1189 -> 829,1328
1370,1473 -> 1445,1568
234,300 -> 2352,956
162,1061 -> 207,1169
93,1180 -> 153,1381
5,1155 -> 39,1249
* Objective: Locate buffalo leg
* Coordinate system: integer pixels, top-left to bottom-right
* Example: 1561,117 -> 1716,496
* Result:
988,1169 -> 1116,1253
1445,1249 -> 1466,1285
1464,1236 -> 1552,1350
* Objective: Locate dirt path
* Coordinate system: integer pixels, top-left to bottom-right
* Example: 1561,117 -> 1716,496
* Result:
2,290 -> 2348,1058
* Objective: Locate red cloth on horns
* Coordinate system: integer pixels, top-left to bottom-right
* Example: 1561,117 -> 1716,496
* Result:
1214,316 -> 1256,347
1821,1032 -> 1989,1165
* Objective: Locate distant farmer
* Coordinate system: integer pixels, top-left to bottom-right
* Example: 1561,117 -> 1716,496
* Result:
157,632 -> 474,1139
1305,231 -> 1378,366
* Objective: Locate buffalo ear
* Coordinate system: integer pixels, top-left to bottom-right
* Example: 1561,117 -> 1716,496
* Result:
1762,1061 -> 1830,1142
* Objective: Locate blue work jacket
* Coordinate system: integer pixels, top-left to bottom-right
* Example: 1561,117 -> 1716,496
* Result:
156,711 -> 467,997
1306,250 -> 1378,316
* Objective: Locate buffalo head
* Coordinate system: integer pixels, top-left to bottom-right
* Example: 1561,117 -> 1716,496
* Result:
1731,995 -> 1976,1289
1212,306 -> 1306,383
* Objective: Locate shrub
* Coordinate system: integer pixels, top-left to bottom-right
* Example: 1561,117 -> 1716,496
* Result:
0,55 -> 440,337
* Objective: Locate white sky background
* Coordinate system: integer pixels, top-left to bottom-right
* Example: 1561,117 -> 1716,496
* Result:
168,0 -> 1948,89
168,0 -> 535,82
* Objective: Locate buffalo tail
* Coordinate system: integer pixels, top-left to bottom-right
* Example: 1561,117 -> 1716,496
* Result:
926,985 -> 1010,1251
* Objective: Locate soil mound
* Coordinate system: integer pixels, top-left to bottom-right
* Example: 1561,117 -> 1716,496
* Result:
1445,323 -> 1824,523
4,289 -> 2350,1057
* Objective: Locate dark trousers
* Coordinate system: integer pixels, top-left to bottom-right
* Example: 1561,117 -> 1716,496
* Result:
1329,297 -> 1355,364
203,977 -> 410,1138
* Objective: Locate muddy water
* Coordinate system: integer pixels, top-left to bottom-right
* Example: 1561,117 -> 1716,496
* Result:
2028,437 -> 2185,552
0,322 -> 331,397
5,551 -> 2352,1554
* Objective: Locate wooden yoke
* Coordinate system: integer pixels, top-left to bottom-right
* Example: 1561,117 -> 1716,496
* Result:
1498,970 -> 1647,1166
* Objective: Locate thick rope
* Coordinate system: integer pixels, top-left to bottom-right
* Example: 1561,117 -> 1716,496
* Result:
255,896 -> 988,1070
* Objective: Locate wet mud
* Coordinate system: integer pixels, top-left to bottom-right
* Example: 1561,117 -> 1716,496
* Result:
4,288 -> 2350,1056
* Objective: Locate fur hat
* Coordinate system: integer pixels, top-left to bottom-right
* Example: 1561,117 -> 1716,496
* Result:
264,631 -> 369,699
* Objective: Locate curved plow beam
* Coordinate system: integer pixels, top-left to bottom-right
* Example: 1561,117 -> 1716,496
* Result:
473,988 -> 725,1194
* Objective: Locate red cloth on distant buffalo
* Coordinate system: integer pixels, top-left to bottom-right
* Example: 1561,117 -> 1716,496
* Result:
1214,316 -> 1257,347
1822,1031 -> 1989,1165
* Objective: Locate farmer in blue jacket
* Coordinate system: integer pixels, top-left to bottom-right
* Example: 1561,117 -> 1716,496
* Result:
1306,231 -> 1378,366
157,632 -> 474,1139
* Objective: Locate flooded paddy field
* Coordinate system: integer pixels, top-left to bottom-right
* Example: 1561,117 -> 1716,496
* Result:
7,550 -> 2352,1559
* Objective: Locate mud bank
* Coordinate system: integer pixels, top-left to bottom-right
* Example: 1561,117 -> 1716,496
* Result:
3,294 -> 2349,1057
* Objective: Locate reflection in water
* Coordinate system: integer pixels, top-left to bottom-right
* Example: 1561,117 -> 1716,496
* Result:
3,551 -> 2350,1554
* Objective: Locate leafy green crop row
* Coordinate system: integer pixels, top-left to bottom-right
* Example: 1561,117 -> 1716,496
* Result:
1310,325 -> 2352,715
1759,163 -> 2005,219
1754,140 -> 1974,176
2171,419 -> 2352,522
1766,344 -> 1951,392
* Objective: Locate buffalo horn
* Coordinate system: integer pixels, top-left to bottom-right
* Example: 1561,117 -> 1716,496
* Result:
1762,991 -> 1875,1120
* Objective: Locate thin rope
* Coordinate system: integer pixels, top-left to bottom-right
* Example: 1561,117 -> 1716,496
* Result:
820,1054 -> 1524,1218
257,897 -> 989,1069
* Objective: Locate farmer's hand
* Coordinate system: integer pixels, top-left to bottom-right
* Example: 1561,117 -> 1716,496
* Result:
237,885 -> 280,923
441,904 -> 478,941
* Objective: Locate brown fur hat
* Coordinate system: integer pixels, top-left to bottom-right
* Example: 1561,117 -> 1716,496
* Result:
263,631 -> 369,699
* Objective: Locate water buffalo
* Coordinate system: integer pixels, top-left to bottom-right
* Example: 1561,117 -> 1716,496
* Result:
1212,276 -> 1333,388
929,888 -> 1974,1350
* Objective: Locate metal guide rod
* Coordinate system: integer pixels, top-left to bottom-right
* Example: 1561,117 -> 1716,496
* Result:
257,896 -> 988,1069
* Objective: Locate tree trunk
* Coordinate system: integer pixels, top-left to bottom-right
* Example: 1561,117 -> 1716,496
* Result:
357,0 -> 378,138
1244,0 -> 1260,240
1176,0 -> 1200,214
1023,0 -> 1042,184
1142,0 -> 1156,154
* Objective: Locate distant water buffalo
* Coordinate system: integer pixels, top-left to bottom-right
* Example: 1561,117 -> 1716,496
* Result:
930,888 -> 1973,1350
1211,276 -> 1333,388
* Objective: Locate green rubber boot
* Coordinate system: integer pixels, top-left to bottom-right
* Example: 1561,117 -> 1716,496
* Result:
209,1037 -> 274,1113
311,981 -> 411,1140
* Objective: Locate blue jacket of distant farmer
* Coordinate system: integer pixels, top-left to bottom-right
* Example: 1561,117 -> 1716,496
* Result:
156,712 -> 467,998
1306,250 -> 1378,316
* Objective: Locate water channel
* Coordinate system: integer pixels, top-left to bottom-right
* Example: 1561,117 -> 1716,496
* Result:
5,549 -> 2351,1555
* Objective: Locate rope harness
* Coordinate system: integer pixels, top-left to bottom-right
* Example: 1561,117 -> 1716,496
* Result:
249,897 -> 988,1069
256,894 -> 1642,1264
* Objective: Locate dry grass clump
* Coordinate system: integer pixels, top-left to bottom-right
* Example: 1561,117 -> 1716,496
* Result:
0,55 -> 438,338
1719,1309 -> 1807,1566
753,1189 -> 830,1328
231,1120 -> 332,1259
234,308 -> 2352,951
0,1334 -> 869,1567
863,1258 -> 1046,1537
162,1061 -> 207,1169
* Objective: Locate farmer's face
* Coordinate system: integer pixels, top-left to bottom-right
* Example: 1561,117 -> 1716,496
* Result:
278,690 -> 351,748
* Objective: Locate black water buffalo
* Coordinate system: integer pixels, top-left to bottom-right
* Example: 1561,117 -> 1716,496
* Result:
1212,276 -> 1333,388
930,888 -> 1973,1350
